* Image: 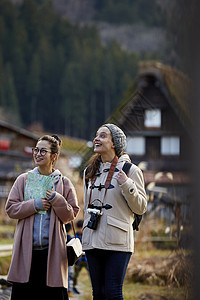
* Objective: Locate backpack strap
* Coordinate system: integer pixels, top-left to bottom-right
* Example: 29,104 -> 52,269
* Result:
122,162 -> 132,175
122,161 -> 142,231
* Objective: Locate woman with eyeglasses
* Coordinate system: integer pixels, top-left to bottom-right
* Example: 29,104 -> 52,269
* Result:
5,135 -> 80,300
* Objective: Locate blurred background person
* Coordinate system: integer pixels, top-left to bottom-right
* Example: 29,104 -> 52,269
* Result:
73,220 -> 89,295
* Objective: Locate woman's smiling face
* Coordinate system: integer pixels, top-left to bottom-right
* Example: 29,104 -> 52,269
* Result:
93,126 -> 115,155
33,140 -> 53,168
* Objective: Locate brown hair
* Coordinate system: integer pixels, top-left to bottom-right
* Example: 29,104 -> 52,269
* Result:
38,134 -> 62,156
85,151 -> 125,180
85,153 -> 102,180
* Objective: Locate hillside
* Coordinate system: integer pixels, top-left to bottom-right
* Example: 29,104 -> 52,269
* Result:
9,0 -> 172,72
2,0 -> 174,139
90,22 -> 167,55
51,0 -> 169,56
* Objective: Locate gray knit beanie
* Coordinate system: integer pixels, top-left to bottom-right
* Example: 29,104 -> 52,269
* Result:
103,123 -> 126,157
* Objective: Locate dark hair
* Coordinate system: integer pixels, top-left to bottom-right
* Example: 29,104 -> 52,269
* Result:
76,220 -> 83,228
38,134 -> 62,156
85,153 -> 102,180
65,222 -> 72,233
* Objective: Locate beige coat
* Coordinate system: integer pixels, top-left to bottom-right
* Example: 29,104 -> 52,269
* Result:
82,154 -> 147,253
5,173 -> 80,288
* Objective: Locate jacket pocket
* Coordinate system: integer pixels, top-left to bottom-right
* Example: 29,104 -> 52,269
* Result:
105,215 -> 129,246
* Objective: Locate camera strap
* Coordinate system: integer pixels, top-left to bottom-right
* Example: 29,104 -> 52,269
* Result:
88,155 -> 118,212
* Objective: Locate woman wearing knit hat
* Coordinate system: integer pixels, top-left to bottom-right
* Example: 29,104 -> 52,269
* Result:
82,124 -> 147,300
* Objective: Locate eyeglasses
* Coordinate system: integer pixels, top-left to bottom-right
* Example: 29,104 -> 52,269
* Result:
32,147 -> 51,156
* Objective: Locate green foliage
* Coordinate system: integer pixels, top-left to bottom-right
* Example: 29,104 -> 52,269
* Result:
0,255 -> 11,275
4,62 -> 21,124
0,0 -> 158,138
94,0 -> 167,27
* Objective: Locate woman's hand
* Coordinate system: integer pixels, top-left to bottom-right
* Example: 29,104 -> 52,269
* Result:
41,199 -> 51,211
46,189 -> 54,199
116,169 -> 128,185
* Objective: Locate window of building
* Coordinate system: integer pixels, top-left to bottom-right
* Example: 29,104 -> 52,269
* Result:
126,136 -> 145,155
161,136 -> 180,155
144,109 -> 161,128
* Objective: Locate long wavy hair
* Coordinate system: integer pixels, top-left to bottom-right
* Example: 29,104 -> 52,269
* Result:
85,151 -> 125,180
85,153 -> 102,180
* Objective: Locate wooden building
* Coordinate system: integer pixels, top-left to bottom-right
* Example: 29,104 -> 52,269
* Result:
107,61 -> 193,240
0,120 -> 39,217
109,62 -> 191,170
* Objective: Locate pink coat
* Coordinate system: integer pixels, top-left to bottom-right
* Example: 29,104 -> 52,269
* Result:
5,173 -> 80,288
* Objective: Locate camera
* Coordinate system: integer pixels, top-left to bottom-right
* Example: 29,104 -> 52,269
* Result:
87,208 -> 103,230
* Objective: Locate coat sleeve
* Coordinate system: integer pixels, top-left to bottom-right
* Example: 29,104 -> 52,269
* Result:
119,166 -> 147,215
5,173 -> 37,220
49,176 -> 80,224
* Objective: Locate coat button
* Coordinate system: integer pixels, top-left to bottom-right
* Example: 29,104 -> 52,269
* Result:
129,188 -> 134,194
